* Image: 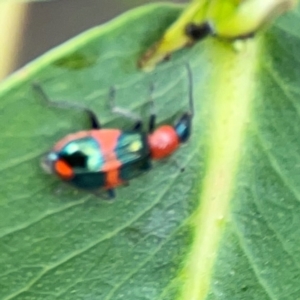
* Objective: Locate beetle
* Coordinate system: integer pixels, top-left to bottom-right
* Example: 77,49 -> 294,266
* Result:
34,64 -> 194,198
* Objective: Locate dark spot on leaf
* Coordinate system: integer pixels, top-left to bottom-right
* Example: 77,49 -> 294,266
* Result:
125,227 -> 144,245
54,51 -> 98,70
241,285 -> 248,292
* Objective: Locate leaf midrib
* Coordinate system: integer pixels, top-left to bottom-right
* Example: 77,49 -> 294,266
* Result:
180,39 -> 260,300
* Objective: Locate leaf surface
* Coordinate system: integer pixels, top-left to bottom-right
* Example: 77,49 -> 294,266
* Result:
0,3 -> 299,300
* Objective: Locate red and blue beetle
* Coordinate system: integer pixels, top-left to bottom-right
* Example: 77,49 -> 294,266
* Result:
34,64 -> 194,198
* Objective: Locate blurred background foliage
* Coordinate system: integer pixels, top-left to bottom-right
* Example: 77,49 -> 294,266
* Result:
0,0 -> 186,80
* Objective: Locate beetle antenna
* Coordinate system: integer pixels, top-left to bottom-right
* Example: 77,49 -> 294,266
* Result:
109,85 -> 142,126
148,82 -> 156,132
32,82 -> 101,129
185,63 -> 194,117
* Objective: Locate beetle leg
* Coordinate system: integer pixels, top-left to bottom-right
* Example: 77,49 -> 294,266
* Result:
91,189 -> 115,200
109,86 -> 142,131
107,188 -> 116,199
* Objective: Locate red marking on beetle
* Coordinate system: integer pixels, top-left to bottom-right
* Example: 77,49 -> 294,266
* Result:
105,163 -> 123,188
54,159 -> 74,179
54,131 -> 90,151
148,125 -> 180,160
91,129 -> 124,188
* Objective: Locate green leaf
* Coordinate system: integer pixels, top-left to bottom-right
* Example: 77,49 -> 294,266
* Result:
0,2 -> 299,300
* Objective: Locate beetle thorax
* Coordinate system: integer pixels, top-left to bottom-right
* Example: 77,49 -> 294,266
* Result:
148,125 -> 179,160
